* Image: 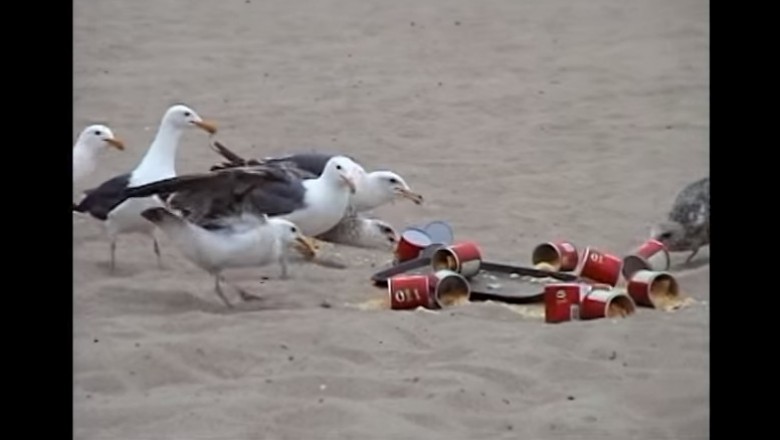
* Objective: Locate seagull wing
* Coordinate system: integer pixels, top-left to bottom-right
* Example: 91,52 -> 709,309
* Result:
123,165 -> 308,228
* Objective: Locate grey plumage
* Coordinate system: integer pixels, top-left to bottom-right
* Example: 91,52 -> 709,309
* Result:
210,141 -> 356,176
651,176 -> 710,264
208,141 -> 398,249
316,215 -> 398,250
122,164 -> 309,231
73,173 -> 132,221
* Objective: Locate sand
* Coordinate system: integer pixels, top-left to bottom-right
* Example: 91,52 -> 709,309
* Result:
73,0 -> 710,439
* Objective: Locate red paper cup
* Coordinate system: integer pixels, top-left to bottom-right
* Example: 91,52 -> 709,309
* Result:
580,288 -> 636,320
387,274 -> 434,310
621,239 -> 671,279
532,241 -> 580,272
430,241 -> 483,278
544,283 -> 591,323
626,270 -> 680,308
394,228 -> 433,263
579,247 -> 623,286
430,269 -> 471,308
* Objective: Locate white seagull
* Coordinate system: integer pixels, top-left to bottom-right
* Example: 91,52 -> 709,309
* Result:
138,207 -> 317,308
118,162 -> 356,307
142,153 -> 360,238
73,124 -> 125,185
72,104 -> 218,272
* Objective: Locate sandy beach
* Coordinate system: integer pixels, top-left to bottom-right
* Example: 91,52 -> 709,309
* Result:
73,0 -> 709,439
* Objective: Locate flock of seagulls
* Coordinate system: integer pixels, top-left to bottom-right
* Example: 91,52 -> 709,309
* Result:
74,105 -> 218,271
73,103 -> 708,308
73,104 -> 424,307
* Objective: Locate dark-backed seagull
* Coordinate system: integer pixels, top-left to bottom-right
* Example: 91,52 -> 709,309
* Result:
125,155 -> 359,237
214,146 -> 424,211
208,141 -> 419,249
72,104 -> 217,272
117,161 -> 356,306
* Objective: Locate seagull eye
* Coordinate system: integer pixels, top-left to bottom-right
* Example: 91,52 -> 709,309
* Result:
659,232 -> 672,240
389,178 -> 398,184
336,165 -> 342,170
184,111 -> 191,117
290,227 -> 296,233
93,130 -> 101,136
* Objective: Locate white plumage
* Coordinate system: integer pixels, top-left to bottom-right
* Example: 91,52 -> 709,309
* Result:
72,124 -> 124,185
72,104 -> 218,272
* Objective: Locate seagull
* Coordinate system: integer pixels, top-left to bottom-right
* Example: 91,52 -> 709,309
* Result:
226,148 -> 425,211
117,161 -> 355,306
141,150 -> 361,238
315,215 -> 399,250
73,124 -> 125,185
138,206 -> 317,308
208,141 -> 419,249
650,176 -> 710,264
72,104 -> 217,272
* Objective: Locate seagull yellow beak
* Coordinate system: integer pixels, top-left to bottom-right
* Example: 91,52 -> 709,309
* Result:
340,173 -> 357,194
193,120 -> 218,135
105,137 -> 125,151
294,235 -> 318,258
395,187 -> 424,205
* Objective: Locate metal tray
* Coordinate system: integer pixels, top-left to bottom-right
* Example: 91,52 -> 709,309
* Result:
370,252 -> 582,304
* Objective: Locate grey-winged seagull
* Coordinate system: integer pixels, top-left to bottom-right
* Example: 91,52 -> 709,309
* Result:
208,141 -> 421,249
72,104 -> 217,272
117,158 -> 358,305
123,154 -> 360,237
214,146 -> 424,211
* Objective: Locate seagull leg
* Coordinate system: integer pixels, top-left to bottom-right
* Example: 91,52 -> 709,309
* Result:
153,237 -> 163,269
213,275 -> 234,308
109,239 -> 117,274
235,284 -> 264,302
279,252 -> 290,280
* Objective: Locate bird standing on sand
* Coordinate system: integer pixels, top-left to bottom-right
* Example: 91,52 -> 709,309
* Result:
119,158 -> 357,306
651,176 -> 710,264
72,104 -> 218,272
138,207 -> 317,308
209,141 -> 422,249
73,124 -> 125,185
124,154 -> 360,237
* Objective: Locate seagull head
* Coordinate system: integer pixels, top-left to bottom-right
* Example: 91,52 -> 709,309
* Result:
76,124 -> 125,151
322,155 -> 359,194
163,104 -> 218,135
